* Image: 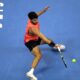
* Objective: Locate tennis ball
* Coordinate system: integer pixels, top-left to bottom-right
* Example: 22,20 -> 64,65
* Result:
72,59 -> 77,63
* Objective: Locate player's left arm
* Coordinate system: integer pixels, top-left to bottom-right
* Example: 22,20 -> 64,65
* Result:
37,6 -> 50,16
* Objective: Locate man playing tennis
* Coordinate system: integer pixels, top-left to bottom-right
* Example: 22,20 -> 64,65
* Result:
24,6 -> 65,80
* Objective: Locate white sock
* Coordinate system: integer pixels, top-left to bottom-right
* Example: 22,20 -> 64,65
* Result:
29,68 -> 34,74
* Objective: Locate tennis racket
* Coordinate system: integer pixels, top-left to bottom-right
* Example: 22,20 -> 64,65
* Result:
58,47 -> 67,68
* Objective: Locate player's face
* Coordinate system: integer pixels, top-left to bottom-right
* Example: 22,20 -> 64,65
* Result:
31,18 -> 38,24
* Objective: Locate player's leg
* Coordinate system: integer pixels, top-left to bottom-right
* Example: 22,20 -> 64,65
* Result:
27,46 -> 42,80
31,46 -> 42,68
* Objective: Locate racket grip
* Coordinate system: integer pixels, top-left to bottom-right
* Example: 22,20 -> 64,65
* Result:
58,47 -> 61,52
58,47 -> 63,58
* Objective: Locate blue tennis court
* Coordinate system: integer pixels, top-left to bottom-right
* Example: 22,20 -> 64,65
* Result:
0,0 -> 80,80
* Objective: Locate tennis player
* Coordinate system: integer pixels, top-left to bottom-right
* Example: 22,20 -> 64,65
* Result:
24,6 -> 65,80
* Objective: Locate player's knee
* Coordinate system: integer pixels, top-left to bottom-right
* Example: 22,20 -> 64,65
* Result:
39,54 -> 42,59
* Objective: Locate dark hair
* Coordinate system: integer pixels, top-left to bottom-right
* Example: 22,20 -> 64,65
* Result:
28,11 -> 38,20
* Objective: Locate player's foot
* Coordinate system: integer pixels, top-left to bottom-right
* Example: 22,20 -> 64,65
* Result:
26,72 -> 37,80
53,44 -> 66,50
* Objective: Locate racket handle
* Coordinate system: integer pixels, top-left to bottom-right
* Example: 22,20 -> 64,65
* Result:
58,47 -> 63,58
57,47 -> 61,52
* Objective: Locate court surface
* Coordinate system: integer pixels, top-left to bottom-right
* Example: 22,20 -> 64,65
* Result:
0,0 -> 80,80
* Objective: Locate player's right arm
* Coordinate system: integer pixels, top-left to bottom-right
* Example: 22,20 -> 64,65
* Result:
29,27 -> 51,44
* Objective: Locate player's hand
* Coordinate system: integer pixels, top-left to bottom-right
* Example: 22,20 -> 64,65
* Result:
44,6 -> 50,11
53,44 -> 66,50
53,44 -> 60,49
